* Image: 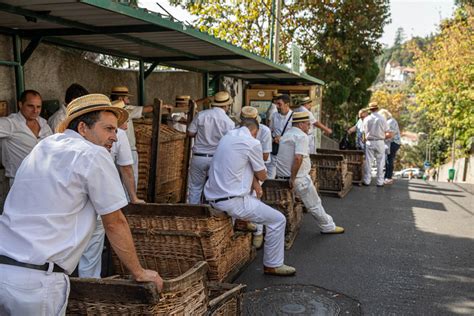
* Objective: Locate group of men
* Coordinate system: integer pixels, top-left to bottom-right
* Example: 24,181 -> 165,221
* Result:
0,89 -> 163,315
187,91 -> 344,277
348,102 -> 400,187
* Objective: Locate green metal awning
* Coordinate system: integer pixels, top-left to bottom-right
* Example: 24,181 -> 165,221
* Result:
0,0 -> 323,85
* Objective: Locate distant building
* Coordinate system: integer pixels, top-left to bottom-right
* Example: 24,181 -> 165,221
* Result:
401,131 -> 419,146
385,62 -> 416,82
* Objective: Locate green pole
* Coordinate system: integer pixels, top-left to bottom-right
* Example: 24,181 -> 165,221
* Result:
138,59 -> 145,106
269,0 -> 276,60
203,72 -> 209,98
13,35 -> 24,104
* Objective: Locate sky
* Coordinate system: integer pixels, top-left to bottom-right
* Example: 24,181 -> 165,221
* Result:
140,0 -> 457,47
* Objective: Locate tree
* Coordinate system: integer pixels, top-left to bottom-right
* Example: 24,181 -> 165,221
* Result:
393,27 -> 405,47
171,0 -> 391,133
412,5 -> 474,158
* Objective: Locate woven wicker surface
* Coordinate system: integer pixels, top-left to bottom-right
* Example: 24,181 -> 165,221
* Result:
112,204 -> 253,282
311,154 -> 349,191
67,261 -> 209,316
262,180 -> 303,250
316,149 -> 364,183
207,282 -> 246,316
134,119 -> 186,202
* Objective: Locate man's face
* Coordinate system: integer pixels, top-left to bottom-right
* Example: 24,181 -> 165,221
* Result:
298,121 -> 311,134
119,95 -> 130,105
80,111 -> 118,152
19,94 -> 42,121
276,99 -> 289,115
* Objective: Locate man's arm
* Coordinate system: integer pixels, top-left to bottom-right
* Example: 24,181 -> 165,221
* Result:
118,165 -> 144,204
315,121 -> 332,135
347,125 -> 357,134
254,169 -> 267,182
262,153 -> 270,162
102,210 -> 163,291
251,176 -> 263,199
290,154 -> 303,189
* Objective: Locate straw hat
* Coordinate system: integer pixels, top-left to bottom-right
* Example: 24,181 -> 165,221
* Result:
292,111 -> 310,123
175,95 -> 190,106
297,96 -> 313,106
368,102 -> 379,110
57,94 -> 129,133
110,86 -> 133,96
239,106 -> 261,123
211,91 -> 233,107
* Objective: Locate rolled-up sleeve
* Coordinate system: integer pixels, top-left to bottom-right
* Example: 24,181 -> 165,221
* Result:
188,113 -> 199,134
248,143 -> 265,172
85,149 -> 128,215
294,134 -> 309,156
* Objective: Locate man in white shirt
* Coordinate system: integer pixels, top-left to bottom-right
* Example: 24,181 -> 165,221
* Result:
276,111 -> 344,234
0,94 -> 162,315
362,102 -> 391,187
268,94 -> 293,179
48,83 -> 89,132
110,86 -> 154,187
0,90 -> 53,186
79,101 -> 144,279
170,95 -> 190,133
292,96 -> 332,154
187,91 -> 235,204
236,106 -> 272,249
204,118 -> 296,276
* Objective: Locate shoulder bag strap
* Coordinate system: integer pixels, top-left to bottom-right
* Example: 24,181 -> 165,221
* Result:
280,112 -> 293,137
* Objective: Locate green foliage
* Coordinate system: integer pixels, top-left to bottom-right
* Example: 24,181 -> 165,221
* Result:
412,5 -> 474,159
171,0 -> 391,135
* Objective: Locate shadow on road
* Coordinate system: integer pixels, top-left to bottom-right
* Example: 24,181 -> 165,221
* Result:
237,179 -> 474,315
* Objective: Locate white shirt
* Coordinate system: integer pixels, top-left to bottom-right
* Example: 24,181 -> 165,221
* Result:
266,103 -> 278,123
269,110 -> 293,138
257,124 -> 272,162
0,129 -> 128,274
276,127 -> 311,178
204,127 -> 265,200
47,104 -> 67,132
110,128 -> 134,166
125,105 -> 144,151
387,118 -> 401,145
363,111 -> 388,141
188,107 -> 235,154
0,112 -> 53,178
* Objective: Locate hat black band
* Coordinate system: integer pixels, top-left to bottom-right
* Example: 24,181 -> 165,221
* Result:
213,97 -> 231,105
69,103 -> 112,116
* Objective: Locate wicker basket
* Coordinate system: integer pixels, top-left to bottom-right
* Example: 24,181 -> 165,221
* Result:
67,261 -> 209,315
134,119 -> 186,203
207,282 -> 246,316
310,154 -> 348,191
112,203 -> 254,282
317,149 -> 364,184
261,180 -> 303,249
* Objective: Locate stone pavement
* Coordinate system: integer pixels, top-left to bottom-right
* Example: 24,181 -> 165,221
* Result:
237,179 -> 474,315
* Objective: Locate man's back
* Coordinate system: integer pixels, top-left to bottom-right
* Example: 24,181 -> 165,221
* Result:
276,127 -> 311,178
204,127 -> 264,200
189,107 -> 234,154
364,112 -> 387,140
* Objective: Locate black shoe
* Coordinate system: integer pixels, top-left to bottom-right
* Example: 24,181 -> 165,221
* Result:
362,183 -> 370,186
376,184 -> 384,187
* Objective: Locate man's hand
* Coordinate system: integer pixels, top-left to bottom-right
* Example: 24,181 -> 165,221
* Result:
252,177 -> 264,199
324,128 -> 333,135
289,177 -> 296,189
131,198 -> 146,204
134,268 -> 164,292
273,135 -> 281,144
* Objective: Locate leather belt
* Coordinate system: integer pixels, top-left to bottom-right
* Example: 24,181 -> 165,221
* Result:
276,176 -> 290,180
367,138 -> 384,141
193,153 -> 213,157
0,255 -> 67,274
208,196 -> 238,203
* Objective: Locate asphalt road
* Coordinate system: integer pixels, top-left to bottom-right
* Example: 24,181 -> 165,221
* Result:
236,179 -> 474,315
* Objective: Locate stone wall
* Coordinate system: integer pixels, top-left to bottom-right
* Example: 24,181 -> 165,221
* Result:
437,155 -> 474,183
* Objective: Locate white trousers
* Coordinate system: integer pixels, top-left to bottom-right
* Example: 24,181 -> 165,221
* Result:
212,195 -> 286,267
188,155 -> 213,204
295,175 -> 336,232
363,140 -> 386,186
79,217 -> 105,278
0,264 -> 70,316
266,155 -> 277,179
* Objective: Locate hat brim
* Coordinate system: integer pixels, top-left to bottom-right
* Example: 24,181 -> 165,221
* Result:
56,106 -> 129,133
237,114 -> 261,124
